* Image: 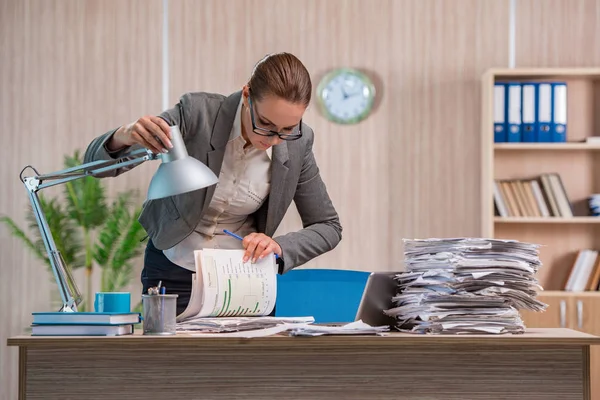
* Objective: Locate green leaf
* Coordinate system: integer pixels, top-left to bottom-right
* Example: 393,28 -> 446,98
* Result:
0,215 -> 48,266
95,192 -> 146,292
63,150 -> 109,230
25,196 -> 84,270
1,194 -> 83,271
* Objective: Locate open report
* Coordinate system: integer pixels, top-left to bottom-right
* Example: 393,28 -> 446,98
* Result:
176,248 -> 278,321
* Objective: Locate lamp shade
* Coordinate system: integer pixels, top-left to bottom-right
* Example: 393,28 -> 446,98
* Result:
146,125 -> 219,200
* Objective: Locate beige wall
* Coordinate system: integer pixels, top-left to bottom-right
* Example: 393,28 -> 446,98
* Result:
1,0 -> 599,398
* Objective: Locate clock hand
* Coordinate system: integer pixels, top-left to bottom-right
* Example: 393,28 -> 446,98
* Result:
347,88 -> 363,97
341,86 -> 349,99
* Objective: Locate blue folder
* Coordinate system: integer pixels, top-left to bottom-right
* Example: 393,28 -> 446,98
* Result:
537,83 -> 553,142
494,82 -> 507,142
551,82 -> 567,142
521,82 -> 538,142
506,83 -> 522,142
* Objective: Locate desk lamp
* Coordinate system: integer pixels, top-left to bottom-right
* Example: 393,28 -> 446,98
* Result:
20,125 -> 218,313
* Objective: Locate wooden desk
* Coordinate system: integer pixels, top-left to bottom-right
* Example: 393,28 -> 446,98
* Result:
7,328 -> 600,400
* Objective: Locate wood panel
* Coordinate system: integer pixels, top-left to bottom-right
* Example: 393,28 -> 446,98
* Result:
168,0 -> 510,273
573,295 -> 600,400
516,0 -> 600,68
13,342 -> 592,399
0,1 -> 162,400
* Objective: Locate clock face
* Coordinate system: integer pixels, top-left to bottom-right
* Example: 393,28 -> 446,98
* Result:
316,68 -> 375,124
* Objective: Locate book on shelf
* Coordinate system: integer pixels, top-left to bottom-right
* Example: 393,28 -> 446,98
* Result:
564,249 -> 600,291
494,172 -> 573,218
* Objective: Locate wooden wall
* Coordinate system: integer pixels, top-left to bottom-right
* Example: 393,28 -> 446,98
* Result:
167,0 -> 509,270
0,1 -> 163,398
1,1 -> 599,399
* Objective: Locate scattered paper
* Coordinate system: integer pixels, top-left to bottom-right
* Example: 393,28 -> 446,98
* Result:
179,323 -> 301,338
176,316 -> 388,337
287,320 -> 389,336
176,316 -> 315,333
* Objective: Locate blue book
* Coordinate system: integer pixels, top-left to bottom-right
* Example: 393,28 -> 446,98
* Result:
31,323 -> 134,336
32,312 -> 140,325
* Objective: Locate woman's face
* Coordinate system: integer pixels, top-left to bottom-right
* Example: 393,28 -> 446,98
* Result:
241,86 -> 305,150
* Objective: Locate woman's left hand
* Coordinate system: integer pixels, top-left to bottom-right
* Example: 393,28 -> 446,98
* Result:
242,233 -> 282,263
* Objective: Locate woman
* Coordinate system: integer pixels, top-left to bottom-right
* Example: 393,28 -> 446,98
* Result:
84,52 -> 342,315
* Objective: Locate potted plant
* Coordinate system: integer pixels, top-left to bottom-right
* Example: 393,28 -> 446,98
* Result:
1,150 -> 147,311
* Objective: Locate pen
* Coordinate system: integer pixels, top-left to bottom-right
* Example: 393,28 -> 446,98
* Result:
223,229 -> 280,260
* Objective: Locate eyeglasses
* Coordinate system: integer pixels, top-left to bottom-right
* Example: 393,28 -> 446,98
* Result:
248,95 -> 303,141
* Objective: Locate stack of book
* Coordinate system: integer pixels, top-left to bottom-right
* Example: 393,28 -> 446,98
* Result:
31,311 -> 140,336
384,238 -> 547,334
494,173 -> 572,218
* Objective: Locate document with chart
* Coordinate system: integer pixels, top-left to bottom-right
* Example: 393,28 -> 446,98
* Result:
176,248 -> 278,322
175,248 -> 390,337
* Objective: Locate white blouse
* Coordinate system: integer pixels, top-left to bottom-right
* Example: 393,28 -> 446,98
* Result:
163,97 -> 272,271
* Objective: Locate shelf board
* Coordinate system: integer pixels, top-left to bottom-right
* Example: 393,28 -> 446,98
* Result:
535,290 -> 600,297
486,67 -> 600,79
494,142 -> 600,150
495,217 -> 600,224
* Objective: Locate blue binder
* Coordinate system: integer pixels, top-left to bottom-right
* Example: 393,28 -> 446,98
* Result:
551,82 -> 567,142
521,82 -> 538,142
506,83 -> 522,142
494,82 -> 507,142
537,83 -> 553,142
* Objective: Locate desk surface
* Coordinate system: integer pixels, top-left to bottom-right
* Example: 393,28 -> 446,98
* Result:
9,327 -> 597,400
7,327 -> 600,348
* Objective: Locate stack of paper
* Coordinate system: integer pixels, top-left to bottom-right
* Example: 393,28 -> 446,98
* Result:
384,238 -> 548,334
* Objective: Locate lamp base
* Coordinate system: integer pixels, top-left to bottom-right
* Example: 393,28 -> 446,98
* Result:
58,303 -> 78,313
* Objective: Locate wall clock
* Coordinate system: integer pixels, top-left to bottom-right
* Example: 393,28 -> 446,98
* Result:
316,68 -> 376,125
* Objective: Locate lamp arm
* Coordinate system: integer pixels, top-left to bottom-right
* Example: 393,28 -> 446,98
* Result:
27,188 -> 81,312
28,148 -> 156,190
21,147 -> 157,312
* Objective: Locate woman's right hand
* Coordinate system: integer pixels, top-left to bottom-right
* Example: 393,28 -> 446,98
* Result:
108,116 -> 174,154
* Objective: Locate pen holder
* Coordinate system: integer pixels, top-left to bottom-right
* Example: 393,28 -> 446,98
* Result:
142,294 -> 178,335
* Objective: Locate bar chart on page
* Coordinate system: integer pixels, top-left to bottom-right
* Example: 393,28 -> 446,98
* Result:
199,249 -> 278,317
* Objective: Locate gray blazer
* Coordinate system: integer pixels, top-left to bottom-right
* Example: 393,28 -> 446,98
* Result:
84,91 -> 342,272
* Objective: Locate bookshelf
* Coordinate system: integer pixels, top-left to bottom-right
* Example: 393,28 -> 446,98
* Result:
481,67 -> 600,291
481,68 -> 600,400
